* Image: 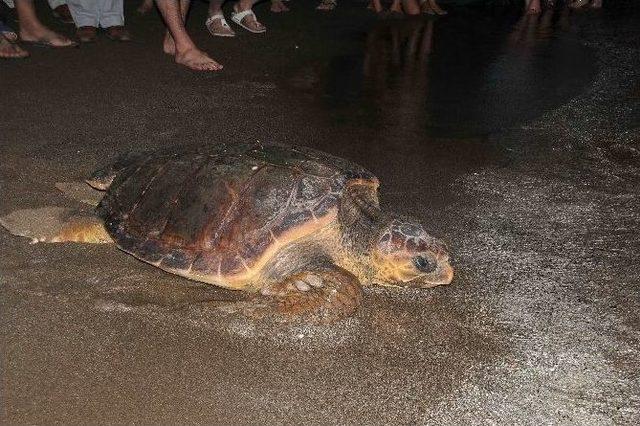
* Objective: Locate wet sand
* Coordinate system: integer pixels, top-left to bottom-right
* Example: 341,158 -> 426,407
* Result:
1,1 -> 639,424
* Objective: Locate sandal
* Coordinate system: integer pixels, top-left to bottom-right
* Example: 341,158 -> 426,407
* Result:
231,8 -> 266,34
206,14 -> 236,37
569,0 -> 590,8
0,19 -> 17,42
317,0 -> 337,11
21,37 -> 79,48
0,35 -> 29,59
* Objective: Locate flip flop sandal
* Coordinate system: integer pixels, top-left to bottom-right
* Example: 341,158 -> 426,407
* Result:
0,38 -> 29,59
21,38 -> 79,49
231,9 -> 266,34
206,14 -> 236,37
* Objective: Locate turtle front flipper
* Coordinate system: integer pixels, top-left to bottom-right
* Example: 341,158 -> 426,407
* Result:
256,266 -> 363,323
0,207 -> 112,244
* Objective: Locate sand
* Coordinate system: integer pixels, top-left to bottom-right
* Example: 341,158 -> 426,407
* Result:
1,1 -> 639,424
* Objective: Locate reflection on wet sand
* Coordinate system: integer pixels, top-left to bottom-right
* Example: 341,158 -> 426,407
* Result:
509,2 -> 571,45
319,5 -> 596,137
362,19 -> 435,148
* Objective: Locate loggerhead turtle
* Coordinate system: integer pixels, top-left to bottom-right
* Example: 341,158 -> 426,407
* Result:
1,143 -> 453,322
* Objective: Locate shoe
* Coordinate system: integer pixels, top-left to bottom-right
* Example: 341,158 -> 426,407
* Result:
106,26 -> 132,42
77,26 -> 97,43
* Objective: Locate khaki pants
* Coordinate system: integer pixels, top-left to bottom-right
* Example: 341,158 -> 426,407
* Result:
66,0 -> 124,28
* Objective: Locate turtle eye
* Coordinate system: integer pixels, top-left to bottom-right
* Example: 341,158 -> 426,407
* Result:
413,255 -> 437,273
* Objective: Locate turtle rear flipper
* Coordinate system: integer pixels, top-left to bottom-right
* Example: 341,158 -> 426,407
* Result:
55,181 -> 105,206
0,207 -> 112,244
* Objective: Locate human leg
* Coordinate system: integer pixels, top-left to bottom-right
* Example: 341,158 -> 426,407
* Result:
16,0 -> 77,47
66,0 -> 98,27
155,0 -> 222,71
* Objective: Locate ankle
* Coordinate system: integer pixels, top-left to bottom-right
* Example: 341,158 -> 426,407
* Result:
174,40 -> 198,55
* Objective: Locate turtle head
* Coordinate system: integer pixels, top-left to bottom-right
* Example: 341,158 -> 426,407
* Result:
369,218 -> 454,288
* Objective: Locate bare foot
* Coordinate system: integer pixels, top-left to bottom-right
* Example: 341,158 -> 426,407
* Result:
526,0 -> 541,14
271,0 -> 290,13
20,27 -> 77,47
0,36 -> 29,59
175,47 -> 223,72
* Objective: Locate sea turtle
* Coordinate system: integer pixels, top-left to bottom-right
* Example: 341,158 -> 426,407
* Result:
1,143 -> 453,322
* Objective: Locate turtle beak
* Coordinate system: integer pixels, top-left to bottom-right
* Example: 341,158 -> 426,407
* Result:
411,259 -> 454,288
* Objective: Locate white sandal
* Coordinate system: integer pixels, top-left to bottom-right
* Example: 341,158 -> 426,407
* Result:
569,0 -> 589,8
231,9 -> 266,34
317,0 -> 337,10
206,14 -> 236,37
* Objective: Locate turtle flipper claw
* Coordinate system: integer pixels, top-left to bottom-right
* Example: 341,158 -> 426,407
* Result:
259,267 -> 363,324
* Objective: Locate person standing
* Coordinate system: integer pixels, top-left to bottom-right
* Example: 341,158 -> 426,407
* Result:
66,0 -> 131,42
